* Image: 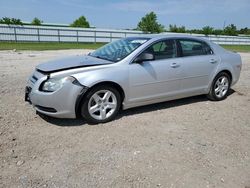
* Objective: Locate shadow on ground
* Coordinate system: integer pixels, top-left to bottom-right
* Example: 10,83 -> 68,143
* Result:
38,113 -> 86,126
39,89 -> 235,126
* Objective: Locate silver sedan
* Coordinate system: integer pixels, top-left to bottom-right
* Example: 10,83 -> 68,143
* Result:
25,35 -> 242,124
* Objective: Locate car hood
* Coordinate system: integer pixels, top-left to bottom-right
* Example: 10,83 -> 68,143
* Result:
36,55 -> 113,74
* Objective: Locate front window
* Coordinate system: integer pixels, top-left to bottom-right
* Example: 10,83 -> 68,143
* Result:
144,39 -> 177,60
89,37 -> 149,62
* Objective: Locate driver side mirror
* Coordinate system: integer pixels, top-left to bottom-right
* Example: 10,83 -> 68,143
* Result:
134,52 -> 155,63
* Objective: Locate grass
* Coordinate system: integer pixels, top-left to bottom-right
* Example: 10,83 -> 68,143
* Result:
0,42 -> 250,52
221,45 -> 250,52
0,42 -> 105,51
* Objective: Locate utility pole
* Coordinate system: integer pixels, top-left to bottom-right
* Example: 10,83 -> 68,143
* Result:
223,20 -> 226,29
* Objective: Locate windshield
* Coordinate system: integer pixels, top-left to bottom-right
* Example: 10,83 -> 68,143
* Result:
89,37 -> 149,62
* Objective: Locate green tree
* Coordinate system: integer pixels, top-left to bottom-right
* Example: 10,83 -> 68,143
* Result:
70,16 -> 90,28
31,17 -> 43,25
169,24 -> 178,32
188,29 -> 202,34
11,18 -> 23,25
224,24 -> 237,36
202,26 -> 214,35
0,17 -> 11,24
238,27 -> 250,35
137,12 -> 165,33
169,24 -> 186,33
212,29 -> 223,35
178,26 -> 186,33
0,17 -> 23,25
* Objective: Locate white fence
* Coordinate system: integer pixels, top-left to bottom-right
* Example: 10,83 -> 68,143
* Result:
0,24 -> 143,43
0,24 -> 250,45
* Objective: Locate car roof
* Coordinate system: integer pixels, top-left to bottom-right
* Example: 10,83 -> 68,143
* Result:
132,33 -> 210,42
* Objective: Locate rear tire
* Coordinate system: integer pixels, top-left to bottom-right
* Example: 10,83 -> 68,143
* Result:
207,72 -> 231,101
81,85 -> 121,124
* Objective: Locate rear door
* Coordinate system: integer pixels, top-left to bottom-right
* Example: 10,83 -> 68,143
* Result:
176,39 -> 219,92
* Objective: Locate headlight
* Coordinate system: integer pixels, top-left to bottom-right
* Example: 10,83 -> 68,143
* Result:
41,76 -> 76,92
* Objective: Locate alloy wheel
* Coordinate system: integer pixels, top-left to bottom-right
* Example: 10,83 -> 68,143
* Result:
87,90 -> 117,120
214,76 -> 229,98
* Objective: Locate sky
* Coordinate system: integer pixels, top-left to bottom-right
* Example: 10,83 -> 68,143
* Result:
0,0 -> 249,30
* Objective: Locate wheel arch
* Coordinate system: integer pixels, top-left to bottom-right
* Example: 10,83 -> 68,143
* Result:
207,69 -> 233,101
75,81 -> 125,118
207,68 -> 233,94
216,69 -> 233,83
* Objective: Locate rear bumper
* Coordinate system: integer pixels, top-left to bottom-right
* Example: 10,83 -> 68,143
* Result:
231,65 -> 241,86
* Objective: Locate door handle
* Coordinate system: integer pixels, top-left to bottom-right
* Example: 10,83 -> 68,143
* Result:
170,63 -> 180,68
209,59 -> 217,64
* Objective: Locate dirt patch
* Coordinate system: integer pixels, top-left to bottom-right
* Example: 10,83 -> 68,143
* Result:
0,50 -> 250,187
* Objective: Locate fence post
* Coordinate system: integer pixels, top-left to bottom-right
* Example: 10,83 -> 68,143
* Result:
76,30 -> 79,43
14,27 -> 17,42
124,32 -> 127,37
58,29 -> 60,42
37,28 -> 40,42
94,31 -> 96,43
110,32 -> 112,42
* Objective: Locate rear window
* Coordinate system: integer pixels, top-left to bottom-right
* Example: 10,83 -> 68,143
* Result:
178,39 -> 213,57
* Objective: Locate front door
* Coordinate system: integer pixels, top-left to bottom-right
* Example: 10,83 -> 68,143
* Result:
128,39 -> 182,103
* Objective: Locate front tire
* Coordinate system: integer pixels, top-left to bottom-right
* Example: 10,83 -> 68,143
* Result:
207,72 -> 231,101
81,85 -> 121,124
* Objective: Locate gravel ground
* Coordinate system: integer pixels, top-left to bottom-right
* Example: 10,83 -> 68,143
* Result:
0,50 -> 250,188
